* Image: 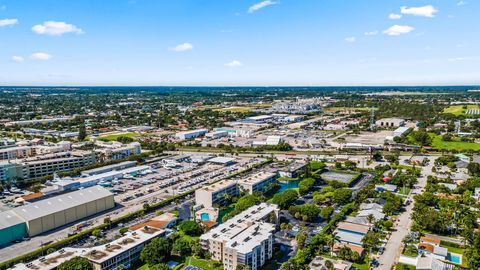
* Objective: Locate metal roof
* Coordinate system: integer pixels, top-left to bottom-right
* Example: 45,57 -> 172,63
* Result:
0,210 -> 24,230
12,186 -> 113,221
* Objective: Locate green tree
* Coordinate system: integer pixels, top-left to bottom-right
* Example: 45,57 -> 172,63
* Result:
172,237 -> 192,258
320,206 -> 334,220
178,220 -> 203,236
58,257 -> 93,270
332,188 -> 352,204
150,264 -> 170,270
78,121 -> 87,141
140,238 -> 172,265
271,189 -> 299,209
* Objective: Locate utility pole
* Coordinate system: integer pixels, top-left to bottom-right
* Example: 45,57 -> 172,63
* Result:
370,108 -> 375,131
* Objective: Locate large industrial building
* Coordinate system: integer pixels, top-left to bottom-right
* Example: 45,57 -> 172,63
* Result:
0,186 -> 114,245
200,203 -> 279,270
175,129 -> 208,140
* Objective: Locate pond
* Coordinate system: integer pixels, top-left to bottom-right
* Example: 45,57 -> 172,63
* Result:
278,179 -> 301,192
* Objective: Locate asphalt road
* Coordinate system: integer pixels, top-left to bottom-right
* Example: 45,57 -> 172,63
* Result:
375,156 -> 436,270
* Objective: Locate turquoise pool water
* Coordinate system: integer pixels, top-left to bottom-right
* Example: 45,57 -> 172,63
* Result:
278,180 -> 301,192
447,254 -> 461,264
200,213 -> 210,221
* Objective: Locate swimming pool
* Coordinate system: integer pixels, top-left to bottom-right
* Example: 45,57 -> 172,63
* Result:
200,213 -> 210,221
447,254 -> 461,264
278,179 -> 300,192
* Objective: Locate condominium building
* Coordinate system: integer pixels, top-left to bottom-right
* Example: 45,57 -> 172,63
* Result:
12,226 -> 169,270
237,172 -> 277,194
200,203 -> 279,270
223,223 -> 275,270
195,180 -> 239,208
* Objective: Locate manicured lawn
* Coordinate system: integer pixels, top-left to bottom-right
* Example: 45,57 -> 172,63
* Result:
277,176 -> 300,181
440,243 -> 465,255
183,257 -> 223,270
443,105 -> 480,116
133,263 -> 150,270
98,132 -> 138,141
430,133 -> 480,151
395,262 -> 415,270
352,259 -> 369,270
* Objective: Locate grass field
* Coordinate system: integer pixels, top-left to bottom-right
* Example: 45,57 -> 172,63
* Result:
324,107 -> 375,113
213,106 -> 253,113
183,257 -> 223,270
430,133 -> 480,151
97,132 -> 138,141
443,105 -> 480,116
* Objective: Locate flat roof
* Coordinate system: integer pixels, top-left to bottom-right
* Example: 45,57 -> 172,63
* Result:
225,222 -> 275,254
12,186 -> 113,221
334,229 -> 365,245
82,161 -> 136,175
208,157 -> 236,164
336,222 -> 371,235
238,171 -> 276,187
12,227 -> 165,270
198,180 -> 237,193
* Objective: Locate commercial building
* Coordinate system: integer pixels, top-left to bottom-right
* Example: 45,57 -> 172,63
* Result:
12,227 -> 169,270
96,142 -> 141,161
375,118 -> 405,128
0,146 -> 35,160
19,151 -> 97,180
0,211 -> 27,246
175,129 -> 208,140
245,115 -> 274,124
11,186 -> 115,237
200,203 -> 279,270
207,157 -> 236,166
0,151 -> 97,182
205,131 -> 228,139
393,126 -> 410,137
5,117 -> 73,127
81,161 -> 137,176
214,127 -> 253,138
237,172 -> 277,194
195,180 -> 239,208
0,186 -> 114,245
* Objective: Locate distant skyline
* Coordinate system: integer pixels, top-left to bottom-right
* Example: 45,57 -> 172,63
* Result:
0,0 -> 479,86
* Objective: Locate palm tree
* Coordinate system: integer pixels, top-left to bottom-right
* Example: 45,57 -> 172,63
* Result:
327,232 -> 341,256
367,214 -> 375,225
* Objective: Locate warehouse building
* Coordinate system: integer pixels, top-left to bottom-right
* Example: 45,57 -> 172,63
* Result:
0,211 -> 27,246
375,118 -> 405,128
175,129 -> 208,140
81,161 -> 137,176
11,186 -> 114,237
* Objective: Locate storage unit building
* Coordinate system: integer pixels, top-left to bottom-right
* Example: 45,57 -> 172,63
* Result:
0,211 -> 27,246
11,186 -> 115,236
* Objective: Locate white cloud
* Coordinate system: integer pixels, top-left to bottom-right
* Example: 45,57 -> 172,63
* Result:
457,1 -> 467,6
170,43 -> 194,52
0,18 -> 18,27
11,56 -> 24,63
389,13 -> 402,20
32,21 -> 83,36
448,57 -> 466,62
345,37 -> 356,43
226,60 -> 243,68
364,31 -> 378,36
248,0 -> 276,13
383,25 -> 415,36
30,52 -> 53,61
400,5 -> 438,18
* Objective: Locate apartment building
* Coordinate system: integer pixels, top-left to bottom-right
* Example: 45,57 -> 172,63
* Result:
237,172 -> 277,194
200,203 -> 279,270
223,223 -> 275,270
195,180 -> 239,208
12,227 -> 169,270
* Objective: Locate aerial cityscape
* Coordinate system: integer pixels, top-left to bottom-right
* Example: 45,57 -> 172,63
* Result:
1,1 -> 480,270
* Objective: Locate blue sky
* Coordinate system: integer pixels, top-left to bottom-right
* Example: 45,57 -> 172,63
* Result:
0,0 -> 478,86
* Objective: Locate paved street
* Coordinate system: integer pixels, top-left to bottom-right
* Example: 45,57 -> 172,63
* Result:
376,156 -> 436,270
